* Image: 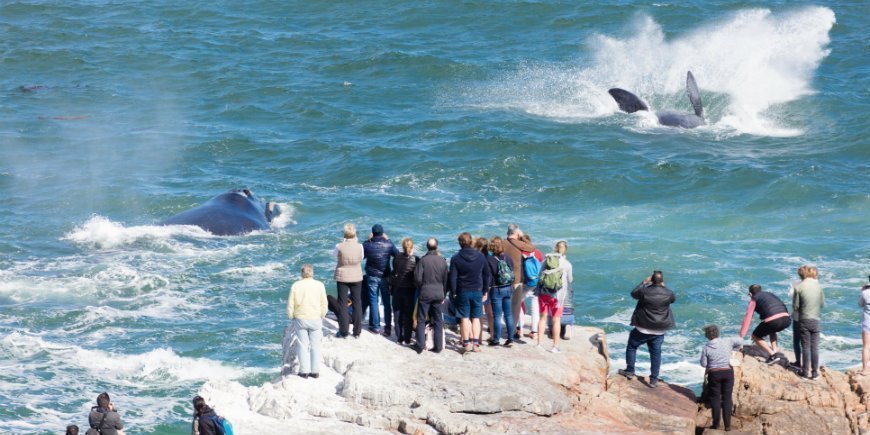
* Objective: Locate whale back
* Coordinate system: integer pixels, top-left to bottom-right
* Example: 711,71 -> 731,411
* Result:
162,191 -> 271,235
656,111 -> 705,129
686,71 -> 703,117
608,88 -> 649,113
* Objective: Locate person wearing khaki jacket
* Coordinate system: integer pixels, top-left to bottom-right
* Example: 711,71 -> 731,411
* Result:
288,264 -> 328,378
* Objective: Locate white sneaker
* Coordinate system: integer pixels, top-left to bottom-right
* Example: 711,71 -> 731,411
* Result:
550,347 -> 561,354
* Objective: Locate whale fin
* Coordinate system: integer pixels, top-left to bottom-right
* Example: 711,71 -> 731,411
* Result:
686,71 -> 703,117
608,88 -> 649,113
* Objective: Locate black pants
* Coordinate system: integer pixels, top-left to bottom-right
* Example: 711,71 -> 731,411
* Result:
337,281 -> 363,337
792,319 -> 802,368
393,287 -> 416,344
800,318 -> 821,376
708,368 -> 734,429
416,298 -> 444,351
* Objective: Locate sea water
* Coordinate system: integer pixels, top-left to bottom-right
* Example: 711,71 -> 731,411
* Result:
0,1 -> 866,433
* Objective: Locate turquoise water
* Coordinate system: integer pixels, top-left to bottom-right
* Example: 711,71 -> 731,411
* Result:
0,1 -> 867,433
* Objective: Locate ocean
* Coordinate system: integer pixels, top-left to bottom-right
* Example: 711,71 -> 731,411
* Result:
0,1 -> 867,433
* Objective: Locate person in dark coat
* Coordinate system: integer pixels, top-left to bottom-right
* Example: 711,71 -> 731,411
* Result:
448,232 -> 491,353
392,238 -> 419,345
363,224 -> 399,335
191,396 -> 219,435
87,392 -> 124,435
413,237 -> 449,353
617,271 -> 676,388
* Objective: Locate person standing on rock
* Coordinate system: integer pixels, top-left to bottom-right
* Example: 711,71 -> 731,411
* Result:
414,237 -> 449,353
739,284 -> 791,365
486,236 -> 515,347
334,223 -> 364,339
860,277 -> 870,375
794,265 -> 824,379
363,224 -> 399,336
699,324 -> 742,432
448,232 -> 491,353
288,264 -> 328,379
535,240 -> 573,353
391,238 -> 419,345
617,270 -> 675,388
503,224 -> 535,343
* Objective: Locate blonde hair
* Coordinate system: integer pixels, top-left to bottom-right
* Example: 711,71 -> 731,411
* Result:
555,240 -> 568,254
402,237 -> 414,255
343,223 -> 356,239
488,236 -> 504,256
799,265 -> 819,279
301,264 -> 314,278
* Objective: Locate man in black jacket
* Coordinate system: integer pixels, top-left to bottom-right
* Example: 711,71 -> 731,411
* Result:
363,224 -> 399,335
87,392 -> 124,435
618,271 -> 676,388
449,232 -> 491,353
413,237 -> 449,353
191,395 -> 220,435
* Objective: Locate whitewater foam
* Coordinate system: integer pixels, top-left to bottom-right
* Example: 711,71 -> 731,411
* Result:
467,7 -> 835,137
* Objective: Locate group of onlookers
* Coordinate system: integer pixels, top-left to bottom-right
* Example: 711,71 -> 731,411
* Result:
613,264 -> 835,431
66,393 -> 230,434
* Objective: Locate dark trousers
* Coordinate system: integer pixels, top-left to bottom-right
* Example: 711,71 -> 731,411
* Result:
792,319 -> 802,368
416,298 -> 444,351
393,287 -> 416,343
625,328 -> 665,380
799,318 -> 821,375
337,281 -> 363,337
708,369 -> 734,429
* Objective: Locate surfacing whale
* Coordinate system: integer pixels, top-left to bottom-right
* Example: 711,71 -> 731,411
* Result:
162,189 -> 281,236
608,71 -> 705,129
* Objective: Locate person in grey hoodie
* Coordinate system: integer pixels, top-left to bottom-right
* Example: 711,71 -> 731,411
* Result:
87,392 -> 124,435
699,325 -> 742,432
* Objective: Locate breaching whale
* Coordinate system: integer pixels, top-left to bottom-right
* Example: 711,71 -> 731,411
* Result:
162,189 -> 281,236
608,71 -> 705,129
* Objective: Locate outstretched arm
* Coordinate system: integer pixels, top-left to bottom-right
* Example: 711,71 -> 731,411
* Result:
739,300 -> 756,338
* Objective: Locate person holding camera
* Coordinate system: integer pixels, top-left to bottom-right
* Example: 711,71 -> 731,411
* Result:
618,270 -> 676,388
86,392 -> 124,435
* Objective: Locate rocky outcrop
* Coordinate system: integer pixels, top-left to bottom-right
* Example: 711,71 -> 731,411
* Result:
200,319 -> 870,434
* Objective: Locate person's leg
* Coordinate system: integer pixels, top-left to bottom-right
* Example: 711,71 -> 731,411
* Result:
623,328 -> 643,375
752,334 -> 775,356
295,319 -> 311,375
648,334 -> 664,382
503,290 -> 515,343
490,290 -> 503,342
512,284 -> 524,336
722,369 -> 735,429
793,319 -> 802,369
350,282 -> 363,337
366,276 -> 381,331
472,318 -> 481,345
337,283 -> 350,336
769,331 -> 779,354
471,291 -> 483,348
380,278 -> 392,334
431,301 -> 444,351
529,291 -> 540,335
485,298 -> 494,341
863,331 -> 870,373
800,320 -> 812,376
537,311 -> 548,346
810,320 -> 821,376
709,372 -> 723,429
552,316 -> 561,349
404,291 -> 415,343
309,319 -> 323,375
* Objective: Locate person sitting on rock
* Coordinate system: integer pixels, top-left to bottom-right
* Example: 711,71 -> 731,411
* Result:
617,270 -> 676,388
699,324 -> 742,432
739,284 -> 791,365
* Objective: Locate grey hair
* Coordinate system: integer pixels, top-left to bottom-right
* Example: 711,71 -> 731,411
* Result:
703,324 -> 720,340
507,223 -> 519,236
301,264 -> 314,278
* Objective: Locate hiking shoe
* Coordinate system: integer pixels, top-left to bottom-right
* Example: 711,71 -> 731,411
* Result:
298,373 -> 309,379
503,340 -> 514,348
765,354 -> 782,365
352,334 -> 360,339
617,369 -> 635,380
788,362 -> 802,370
488,339 -> 499,347
550,347 -> 561,354
648,378 -> 659,388
811,372 -> 820,380
411,345 -> 424,355
383,328 -> 392,337
430,348 -> 442,353
309,373 -> 320,379
369,328 -> 382,334
513,332 -> 521,340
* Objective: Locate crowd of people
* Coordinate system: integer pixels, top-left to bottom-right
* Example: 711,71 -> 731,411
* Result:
63,221 -> 869,434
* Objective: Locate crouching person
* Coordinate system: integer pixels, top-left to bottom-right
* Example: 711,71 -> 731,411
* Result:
288,264 -> 328,379
700,325 -> 742,432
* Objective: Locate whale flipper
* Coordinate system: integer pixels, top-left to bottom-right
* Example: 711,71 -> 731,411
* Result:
608,88 -> 649,113
686,71 -> 703,117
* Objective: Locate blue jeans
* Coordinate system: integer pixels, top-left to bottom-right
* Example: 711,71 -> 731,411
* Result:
490,286 -> 514,341
366,275 -> 391,331
625,328 -> 665,381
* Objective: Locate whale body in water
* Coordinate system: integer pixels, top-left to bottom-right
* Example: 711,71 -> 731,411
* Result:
162,189 -> 281,236
608,71 -> 705,129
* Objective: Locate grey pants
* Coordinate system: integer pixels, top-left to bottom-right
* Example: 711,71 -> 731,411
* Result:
295,318 -> 323,375
799,318 -> 821,376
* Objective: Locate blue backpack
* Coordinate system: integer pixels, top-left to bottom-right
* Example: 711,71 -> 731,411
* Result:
522,251 -> 543,287
208,415 -> 234,435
